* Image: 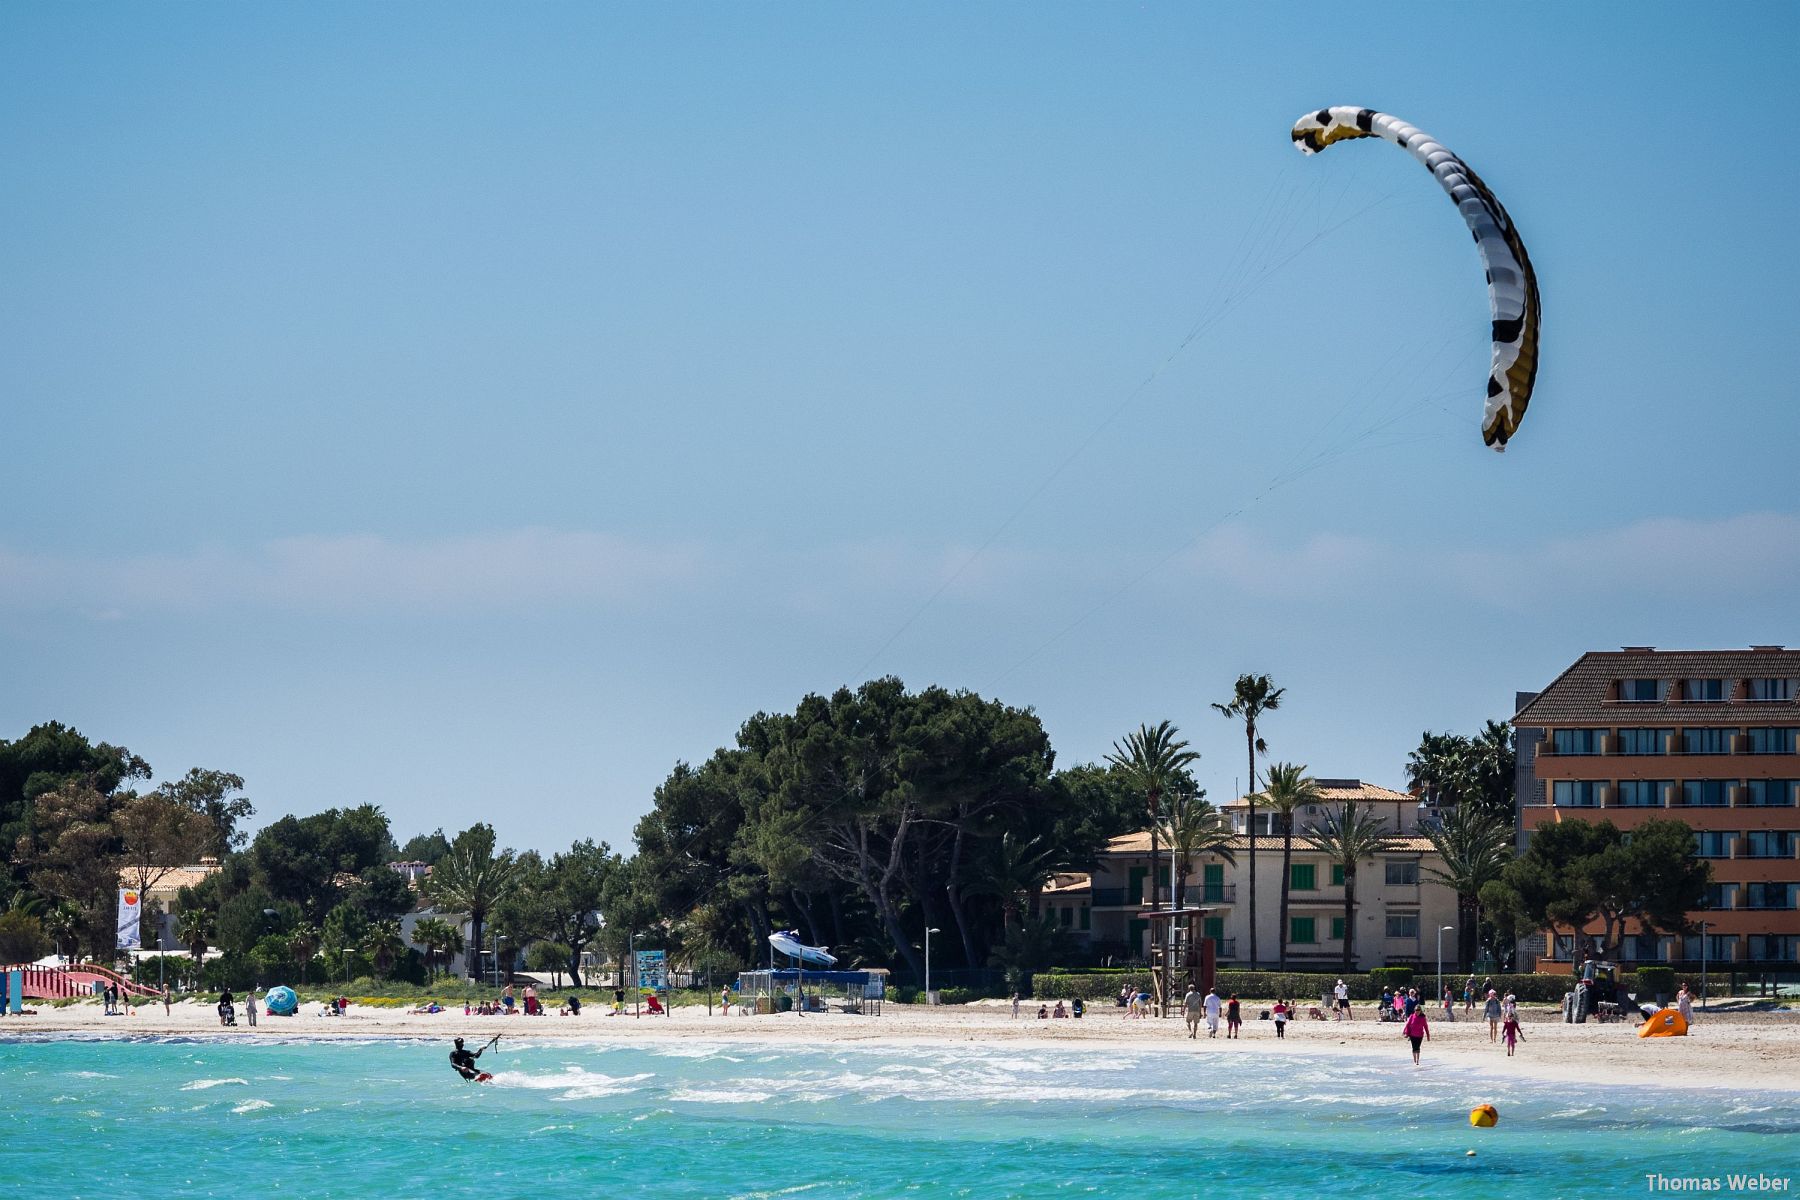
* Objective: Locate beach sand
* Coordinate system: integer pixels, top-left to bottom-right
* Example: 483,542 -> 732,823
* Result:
13,997 -> 1797,1093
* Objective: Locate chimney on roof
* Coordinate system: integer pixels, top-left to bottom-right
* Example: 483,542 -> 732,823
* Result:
1621,646 -> 1655,653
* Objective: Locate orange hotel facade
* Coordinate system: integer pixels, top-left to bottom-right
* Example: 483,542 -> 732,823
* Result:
1514,647 -> 1800,973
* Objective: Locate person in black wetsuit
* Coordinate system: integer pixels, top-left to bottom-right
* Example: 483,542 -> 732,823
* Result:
449,1036 -> 489,1081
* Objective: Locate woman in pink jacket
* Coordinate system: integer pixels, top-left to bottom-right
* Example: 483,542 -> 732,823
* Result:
1402,1007 -> 1431,1065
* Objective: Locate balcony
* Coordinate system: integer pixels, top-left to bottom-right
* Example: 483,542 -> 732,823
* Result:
1195,884 -> 1237,904
1090,889 -> 1129,908
1210,938 -> 1238,958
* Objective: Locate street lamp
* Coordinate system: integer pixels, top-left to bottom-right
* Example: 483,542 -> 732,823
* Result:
342,948 -> 354,988
925,928 -> 940,1004
631,931 -> 640,1018
1435,926 -> 1455,1012
1699,920 -> 1709,1012
494,934 -> 507,990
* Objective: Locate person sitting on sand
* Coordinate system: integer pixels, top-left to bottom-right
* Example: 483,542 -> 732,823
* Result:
1071,998 -> 1084,1018
1052,1001 -> 1068,1018
1037,1004 -> 1049,1019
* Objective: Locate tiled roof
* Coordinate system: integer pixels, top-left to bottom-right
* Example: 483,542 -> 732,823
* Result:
1220,779 -> 1412,808
1042,872 -> 1091,895
121,864 -> 220,896
1102,832 -> 1437,855
1514,648 -> 1800,726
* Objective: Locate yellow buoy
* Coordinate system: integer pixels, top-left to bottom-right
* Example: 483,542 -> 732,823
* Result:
1469,1104 -> 1499,1128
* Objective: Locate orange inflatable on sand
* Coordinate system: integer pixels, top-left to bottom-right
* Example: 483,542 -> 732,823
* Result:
1638,1007 -> 1688,1037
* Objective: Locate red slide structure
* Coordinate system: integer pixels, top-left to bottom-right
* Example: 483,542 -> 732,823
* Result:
2,962 -> 164,1001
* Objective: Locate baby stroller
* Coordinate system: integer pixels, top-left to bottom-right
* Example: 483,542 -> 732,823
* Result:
218,999 -> 237,1027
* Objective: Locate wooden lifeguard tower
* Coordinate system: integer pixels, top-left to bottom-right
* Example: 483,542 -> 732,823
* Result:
1140,906 -> 1217,1017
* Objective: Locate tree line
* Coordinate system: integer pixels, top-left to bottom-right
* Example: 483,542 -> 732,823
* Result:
0,679 -> 1712,986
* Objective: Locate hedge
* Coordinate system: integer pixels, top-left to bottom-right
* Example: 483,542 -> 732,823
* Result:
1034,969 -> 1638,1004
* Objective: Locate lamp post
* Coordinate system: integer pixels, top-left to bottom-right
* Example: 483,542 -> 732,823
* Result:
1435,926 -> 1455,1012
631,931 -> 640,1018
342,948 -> 353,988
1699,920 -> 1709,1012
925,927 -> 940,1004
494,934 -> 507,990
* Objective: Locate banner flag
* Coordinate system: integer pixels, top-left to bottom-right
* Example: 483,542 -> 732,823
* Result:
117,888 -> 142,949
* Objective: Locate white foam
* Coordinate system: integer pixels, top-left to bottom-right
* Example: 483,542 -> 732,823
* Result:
231,1099 -> 273,1114
180,1078 -> 248,1091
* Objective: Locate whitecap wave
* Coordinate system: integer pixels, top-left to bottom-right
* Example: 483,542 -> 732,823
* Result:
231,1099 -> 273,1114
181,1078 -> 248,1091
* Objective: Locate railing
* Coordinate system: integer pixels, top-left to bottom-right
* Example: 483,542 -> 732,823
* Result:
1090,888 -> 1129,908
1211,939 -> 1237,958
3,962 -> 162,1001
1196,885 -> 1237,903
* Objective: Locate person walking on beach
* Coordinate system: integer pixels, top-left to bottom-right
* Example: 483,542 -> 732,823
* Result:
1334,978 -> 1351,1021
1677,983 -> 1694,1025
1272,998 -> 1289,1038
1183,987 -> 1203,1038
1225,994 -> 1241,1038
1463,975 -> 1476,1015
1484,989 -> 1502,1041
1501,1012 -> 1525,1057
1010,992 -> 1021,1019
1204,987 -> 1223,1038
1402,1006 -> 1431,1065
246,987 -> 258,1027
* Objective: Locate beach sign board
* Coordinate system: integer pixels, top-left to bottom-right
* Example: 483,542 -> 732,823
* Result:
117,888 -> 142,949
635,949 -> 667,991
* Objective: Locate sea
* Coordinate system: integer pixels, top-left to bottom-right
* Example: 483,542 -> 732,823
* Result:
2,1034 -> 1794,1198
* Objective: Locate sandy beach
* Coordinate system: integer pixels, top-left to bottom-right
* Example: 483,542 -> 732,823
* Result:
13,998 -> 1797,1095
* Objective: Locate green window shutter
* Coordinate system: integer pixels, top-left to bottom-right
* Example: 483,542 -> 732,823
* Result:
1331,916 -> 1345,941
1060,906 -> 1073,927
1290,917 -> 1316,944
1079,905 -> 1090,931
1291,863 -> 1316,891
1203,864 -> 1224,884
1331,863 -> 1345,886
1203,917 -> 1224,939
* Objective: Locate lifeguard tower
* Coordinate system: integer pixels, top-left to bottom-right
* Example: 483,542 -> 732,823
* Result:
1140,907 -> 1216,1017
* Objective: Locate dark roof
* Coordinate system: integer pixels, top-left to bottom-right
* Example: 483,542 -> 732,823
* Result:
1514,648 -> 1800,726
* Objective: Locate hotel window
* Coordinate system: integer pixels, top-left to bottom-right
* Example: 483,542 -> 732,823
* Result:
1743,830 -> 1795,859
1681,728 -> 1734,755
1746,935 -> 1799,962
1623,933 -> 1663,962
1079,905 -> 1090,930
1615,728 -> 1670,755
1621,678 -> 1664,702
1384,860 -> 1419,885
1692,831 -> 1733,858
1553,780 -> 1601,807
1746,727 -> 1799,754
1060,906 -> 1074,927
1330,916 -> 1346,940
1681,780 -> 1729,807
1747,678 -> 1796,702
1330,863 -> 1345,887
1552,934 -> 1576,959
1616,780 -> 1667,807
1203,916 -> 1224,940
1686,933 -> 1736,961
1744,779 -> 1798,807
1742,882 -> 1797,910
1684,678 -> 1726,702
1290,863 -> 1316,891
1385,912 -> 1420,938
1552,728 -> 1607,755
1290,917 -> 1317,944
1702,882 -> 1736,910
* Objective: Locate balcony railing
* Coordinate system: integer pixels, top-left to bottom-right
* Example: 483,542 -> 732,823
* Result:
1090,888 -> 1129,908
1195,885 -> 1237,904
1210,938 -> 1237,958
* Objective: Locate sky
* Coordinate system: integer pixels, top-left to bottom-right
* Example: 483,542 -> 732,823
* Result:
3,4 -> 1796,856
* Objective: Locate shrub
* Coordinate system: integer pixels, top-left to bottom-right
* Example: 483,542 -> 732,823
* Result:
0,910 -> 50,963
1368,967 -> 1414,992
1632,966 -> 1676,1002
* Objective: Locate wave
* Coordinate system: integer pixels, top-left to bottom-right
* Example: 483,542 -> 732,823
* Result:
181,1078 -> 248,1091
231,1099 -> 273,1114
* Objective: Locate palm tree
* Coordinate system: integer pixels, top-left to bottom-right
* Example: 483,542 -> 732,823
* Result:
360,921 -> 405,979
969,832 -> 1062,937
1158,791 -> 1235,910
428,824 -> 519,981
176,908 -> 214,965
1422,802 -> 1514,969
288,922 -> 318,984
1258,763 -> 1322,970
42,902 -> 80,960
411,917 -> 459,980
1303,800 -> 1392,972
1105,721 -> 1200,927
1212,674 -> 1284,968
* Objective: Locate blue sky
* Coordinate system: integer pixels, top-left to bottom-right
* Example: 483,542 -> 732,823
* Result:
4,4 -> 1796,854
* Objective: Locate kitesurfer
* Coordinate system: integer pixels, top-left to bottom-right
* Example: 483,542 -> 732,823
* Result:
450,1035 -> 495,1081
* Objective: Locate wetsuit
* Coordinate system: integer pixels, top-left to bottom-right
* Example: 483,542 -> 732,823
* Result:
449,1045 -> 484,1080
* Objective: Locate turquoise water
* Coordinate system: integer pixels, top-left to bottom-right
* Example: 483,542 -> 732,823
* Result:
3,1035 -> 1794,1198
